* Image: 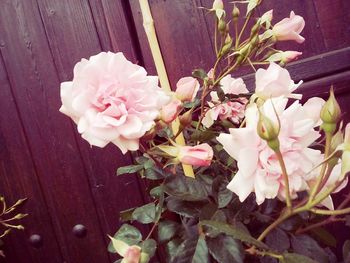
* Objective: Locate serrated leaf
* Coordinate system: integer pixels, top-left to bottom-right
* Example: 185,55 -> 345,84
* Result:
310,227 -> 336,247
164,175 -> 208,201
192,69 -> 207,80
282,253 -> 317,263
200,220 -> 268,249
158,220 -> 180,243
132,203 -> 156,224
291,235 -> 328,263
190,130 -> 217,142
207,234 -> 244,263
150,185 -> 163,198
166,197 -> 207,218
171,237 -> 209,263
144,166 -> 167,180
108,224 -> 142,253
119,207 -> 136,222
117,164 -> 144,176
266,228 -> 290,253
212,176 -> 233,208
141,239 -> 156,258
343,240 -> 350,262
166,238 -> 183,262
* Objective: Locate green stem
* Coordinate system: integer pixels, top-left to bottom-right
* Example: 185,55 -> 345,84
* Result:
257,212 -> 291,241
275,150 -> 292,209
308,132 -> 332,203
236,13 -> 251,48
310,207 -> 350,216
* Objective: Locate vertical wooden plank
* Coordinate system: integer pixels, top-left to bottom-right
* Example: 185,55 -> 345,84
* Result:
0,0 -> 111,261
130,0 -> 215,87
0,54 -> 64,262
313,0 -> 350,50
36,0 -> 151,244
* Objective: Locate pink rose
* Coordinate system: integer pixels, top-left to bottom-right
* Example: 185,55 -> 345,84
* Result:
202,75 -> 248,128
255,62 -> 302,100
178,143 -> 213,167
272,11 -> 305,43
267,51 -> 302,64
175,77 -> 200,102
161,99 -> 183,123
217,97 -> 324,204
59,52 -> 169,154
124,245 -> 142,263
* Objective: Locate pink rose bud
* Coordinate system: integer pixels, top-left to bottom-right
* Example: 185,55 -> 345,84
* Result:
178,143 -> 213,167
175,77 -> 200,102
161,99 -> 183,123
124,245 -> 141,263
272,11 -> 305,43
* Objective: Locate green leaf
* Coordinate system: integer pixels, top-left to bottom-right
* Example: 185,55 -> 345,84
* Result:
246,0 -> 259,15
116,164 -> 144,176
164,175 -> 208,201
119,207 -> 136,222
140,239 -> 157,258
282,253 -> 317,263
212,176 -> 233,208
266,228 -> 290,253
343,240 -> 350,262
190,130 -> 217,142
166,238 -> 183,262
217,86 -> 226,102
290,235 -> 328,263
200,220 -> 268,249
158,220 -> 180,243
166,197 -> 207,218
199,203 -> 218,221
150,185 -> 164,198
183,99 -> 200,109
207,234 -> 244,263
108,224 -> 142,253
192,69 -> 208,80
132,203 -> 156,224
310,227 -> 336,247
171,237 -> 209,263
144,166 -> 166,180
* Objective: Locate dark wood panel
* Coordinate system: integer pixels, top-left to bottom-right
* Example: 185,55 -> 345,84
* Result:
130,0 -> 215,87
313,0 -> 350,50
0,52 -> 63,263
35,1 -> 153,262
0,0 -> 111,262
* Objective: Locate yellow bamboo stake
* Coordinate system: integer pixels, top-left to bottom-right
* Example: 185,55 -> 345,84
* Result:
139,0 -> 195,178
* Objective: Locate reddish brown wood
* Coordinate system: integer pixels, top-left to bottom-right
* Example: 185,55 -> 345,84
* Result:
0,51 -> 63,263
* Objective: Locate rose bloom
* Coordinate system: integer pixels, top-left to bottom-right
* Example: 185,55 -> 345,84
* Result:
178,143 -> 214,167
217,97 -> 326,204
202,75 -> 248,128
59,52 -> 169,154
272,11 -> 305,43
255,62 -> 302,100
175,77 -> 200,102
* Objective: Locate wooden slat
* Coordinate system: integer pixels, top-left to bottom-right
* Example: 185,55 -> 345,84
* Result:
0,51 -> 64,263
130,0 -> 215,87
0,0 -> 111,261
35,0 -> 153,254
313,0 -> 350,50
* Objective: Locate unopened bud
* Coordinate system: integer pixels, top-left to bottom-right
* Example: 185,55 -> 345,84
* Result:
212,0 -> 224,10
257,110 -> 280,150
220,35 -> 233,56
218,19 -> 226,33
232,5 -> 240,21
320,88 -> 341,134
250,20 -> 261,39
329,128 -> 344,167
179,110 -> 193,127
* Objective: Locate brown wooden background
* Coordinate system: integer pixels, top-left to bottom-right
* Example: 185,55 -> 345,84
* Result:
0,0 -> 349,262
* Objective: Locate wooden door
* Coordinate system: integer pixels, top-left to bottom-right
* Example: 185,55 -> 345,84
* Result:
0,0 -> 349,262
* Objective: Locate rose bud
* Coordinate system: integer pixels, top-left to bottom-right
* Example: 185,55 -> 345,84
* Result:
272,11 -> 305,43
178,143 -> 214,167
320,87 -> 341,134
212,0 -> 224,10
179,110 -> 193,127
267,51 -> 302,64
175,77 -> 200,102
257,108 -> 280,151
160,99 -> 183,123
